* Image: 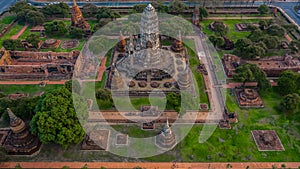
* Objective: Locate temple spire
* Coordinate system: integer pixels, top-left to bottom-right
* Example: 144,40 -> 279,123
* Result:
73,0 -> 77,7
7,108 -> 18,123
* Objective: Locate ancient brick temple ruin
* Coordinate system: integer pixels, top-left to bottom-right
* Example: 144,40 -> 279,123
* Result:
108,4 -> 193,96
0,49 -> 79,80
222,54 -> 300,77
155,119 -> 176,149
251,130 -> 285,151
2,108 -> 41,155
234,88 -> 264,108
71,0 -> 91,37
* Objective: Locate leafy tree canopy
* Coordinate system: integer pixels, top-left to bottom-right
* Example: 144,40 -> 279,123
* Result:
82,3 -> 98,18
41,2 -> 70,18
199,7 -> 209,20
257,4 -> 269,15
26,34 -> 41,48
277,71 -> 300,95
2,39 -> 22,51
44,20 -> 68,37
168,0 -> 187,15
30,87 -> 88,148
280,93 -> 300,116
96,7 -> 121,21
233,63 -> 270,90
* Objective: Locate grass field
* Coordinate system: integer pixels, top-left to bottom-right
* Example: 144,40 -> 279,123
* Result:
0,22 -> 24,49
5,88 -> 299,162
200,19 -> 269,43
0,84 -> 62,97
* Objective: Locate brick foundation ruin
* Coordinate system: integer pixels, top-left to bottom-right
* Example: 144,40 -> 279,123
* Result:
0,50 -> 80,80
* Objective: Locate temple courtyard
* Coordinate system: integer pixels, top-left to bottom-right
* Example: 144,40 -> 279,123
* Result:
0,0 -> 299,167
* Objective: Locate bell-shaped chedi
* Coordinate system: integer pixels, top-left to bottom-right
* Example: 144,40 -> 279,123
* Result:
155,119 -> 176,149
171,31 -> 184,53
110,63 -> 124,90
3,108 -> 41,155
177,62 -> 191,90
116,31 -> 126,53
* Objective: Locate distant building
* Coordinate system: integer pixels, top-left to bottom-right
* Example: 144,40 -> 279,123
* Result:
222,54 -> 300,77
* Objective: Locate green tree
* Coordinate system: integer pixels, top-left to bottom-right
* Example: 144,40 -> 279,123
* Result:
9,1 -> 34,14
64,79 -> 81,94
290,40 -> 300,53
24,10 -> 45,26
199,7 -> 209,21
233,63 -> 270,90
44,20 -> 68,37
69,27 -> 85,39
248,29 -> 263,42
2,39 -> 21,50
26,34 -> 40,48
41,2 -> 70,18
257,4 -> 269,15
213,22 -> 228,36
209,35 -> 224,48
131,4 -> 147,13
235,38 -> 252,50
259,20 -> 268,30
168,0 -> 187,15
266,24 -> 286,37
282,24 -> 298,33
152,0 -> 168,13
1,96 -> 40,122
96,7 -> 121,21
30,87 -> 88,148
259,35 -> 279,49
95,88 -> 113,110
166,92 -> 181,112
82,3 -> 98,18
277,71 -> 300,95
280,93 -> 300,116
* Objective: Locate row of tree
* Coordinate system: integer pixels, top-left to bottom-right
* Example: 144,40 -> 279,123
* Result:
234,21 -> 288,59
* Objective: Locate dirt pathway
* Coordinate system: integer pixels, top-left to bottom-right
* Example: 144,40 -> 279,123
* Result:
0,80 -> 66,85
205,16 -> 273,20
0,162 -> 299,169
97,57 -> 107,81
10,24 -> 28,40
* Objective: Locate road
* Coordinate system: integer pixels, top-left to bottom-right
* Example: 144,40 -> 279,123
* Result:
191,30 -> 226,143
0,0 -> 17,15
273,2 -> 300,26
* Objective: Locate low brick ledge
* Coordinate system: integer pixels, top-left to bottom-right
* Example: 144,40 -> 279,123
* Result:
0,162 -> 300,169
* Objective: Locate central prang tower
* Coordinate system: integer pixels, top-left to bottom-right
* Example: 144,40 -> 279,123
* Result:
140,4 -> 160,50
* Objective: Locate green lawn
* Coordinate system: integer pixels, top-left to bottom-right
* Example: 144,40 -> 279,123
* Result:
0,84 -> 62,97
177,88 -> 300,162
0,15 -> 16,24
200,19 -> 269,43
0,22 -> 24,48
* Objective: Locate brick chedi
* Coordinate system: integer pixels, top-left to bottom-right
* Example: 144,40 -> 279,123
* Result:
116,31 -> 126,53
155,119 -> 176,149
192,5 -> 199,26
171,31 -> 184,53
3,108 -> 41,155
0,50 -> 79,80
71,0 -> 91,36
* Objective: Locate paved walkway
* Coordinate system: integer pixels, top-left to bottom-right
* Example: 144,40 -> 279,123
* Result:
97,57 -> 107,81
0,80 -> 66,85
223,82 -> 278,88
205,16 -> 273,20
10,25 -> 28,40
0,162 -> 299,169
